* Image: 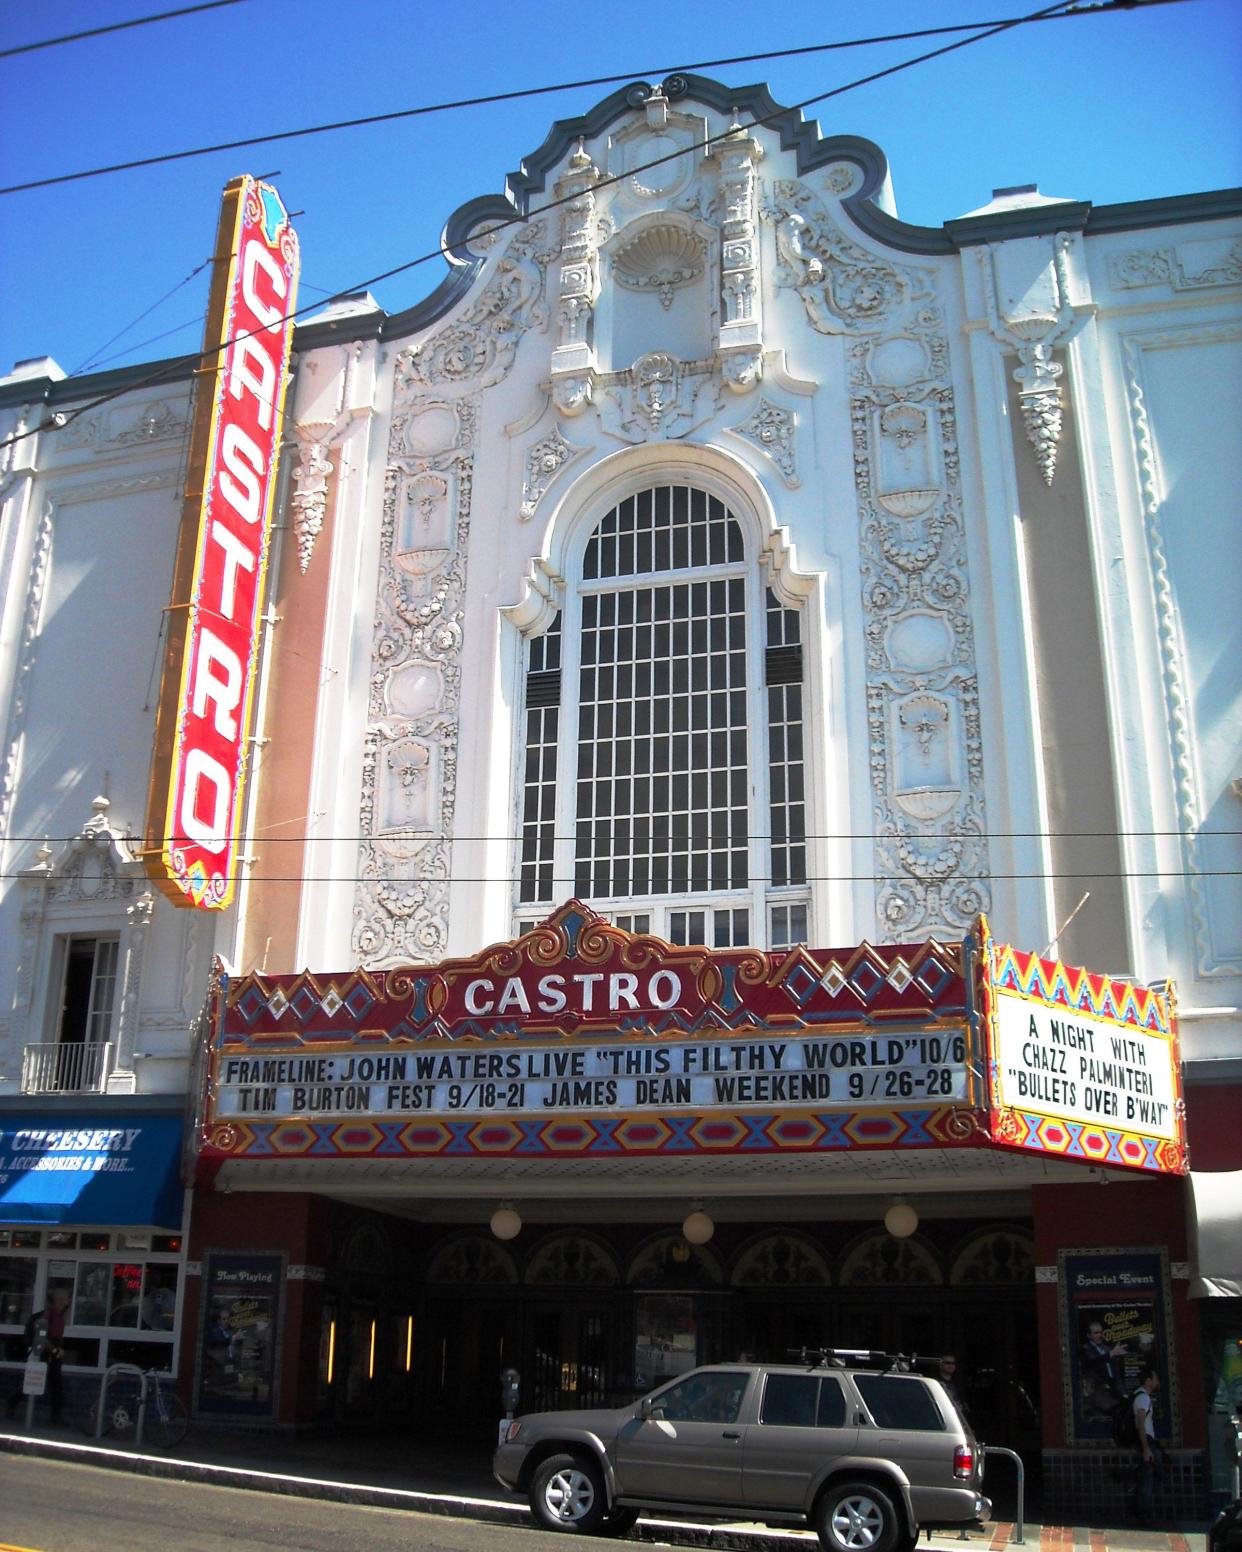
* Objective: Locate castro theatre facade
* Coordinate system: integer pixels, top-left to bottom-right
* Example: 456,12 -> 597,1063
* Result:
2,73 -> 1239,1522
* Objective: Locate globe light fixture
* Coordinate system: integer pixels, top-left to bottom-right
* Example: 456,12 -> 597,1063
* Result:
682,1207 -> 715,1245
490,1204 -> 523,1241
884,1200 -> 919,1238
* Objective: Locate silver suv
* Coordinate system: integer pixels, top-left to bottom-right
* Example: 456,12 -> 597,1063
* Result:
494,1351 -> 992,1547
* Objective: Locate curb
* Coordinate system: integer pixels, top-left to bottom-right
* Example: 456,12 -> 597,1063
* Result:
0,1431 -> 815,1549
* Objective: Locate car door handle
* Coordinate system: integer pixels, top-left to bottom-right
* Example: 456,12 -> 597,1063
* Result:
722,1430 -> 742,1440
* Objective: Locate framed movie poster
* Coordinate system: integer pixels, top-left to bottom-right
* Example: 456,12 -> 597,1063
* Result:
1059,1247 -> 1178,1445
196,1252 -> 283,1417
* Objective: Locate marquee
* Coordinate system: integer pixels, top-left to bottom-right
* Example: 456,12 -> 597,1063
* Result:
196,903 -> 1185,1174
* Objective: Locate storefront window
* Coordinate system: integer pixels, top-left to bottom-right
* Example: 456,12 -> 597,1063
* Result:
141,1262 -> 178,1330
0,1257 -> 36,1325
0,1236 -> 183,1372
109,1261 -> 145,1325
73,1262 -> 110,1325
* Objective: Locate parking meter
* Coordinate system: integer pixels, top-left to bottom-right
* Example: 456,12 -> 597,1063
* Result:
501,1367 -> 521,1417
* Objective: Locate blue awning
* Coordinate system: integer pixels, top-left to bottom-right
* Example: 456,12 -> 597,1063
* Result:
0,1113 -> 184,1228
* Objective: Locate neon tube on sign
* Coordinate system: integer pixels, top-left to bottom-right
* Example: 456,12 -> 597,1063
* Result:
145,177 -> 299,909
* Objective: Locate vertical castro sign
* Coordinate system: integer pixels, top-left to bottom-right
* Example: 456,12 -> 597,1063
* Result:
143,177 -> 299,909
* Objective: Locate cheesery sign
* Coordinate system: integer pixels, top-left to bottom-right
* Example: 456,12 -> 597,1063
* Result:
143,176 -> 299,909
197,903 -> 1185,1175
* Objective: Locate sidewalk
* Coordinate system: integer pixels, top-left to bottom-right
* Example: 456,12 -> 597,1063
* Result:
0,1418 -> 1209,1552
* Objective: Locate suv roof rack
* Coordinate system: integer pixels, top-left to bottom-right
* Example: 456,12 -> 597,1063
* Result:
786,1347 -> 928,1374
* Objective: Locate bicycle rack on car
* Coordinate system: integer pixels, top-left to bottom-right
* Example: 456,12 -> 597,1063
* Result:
93,1362 -> 152,1447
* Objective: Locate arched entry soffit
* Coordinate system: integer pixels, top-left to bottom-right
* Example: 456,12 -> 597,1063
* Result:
626,1230 -> 723,1288
730,1229 -> 832,1288
424,1231 -> 520,1286
948,1225 -> 1034,1286
502,443 -> 816,637
525,1231 -> 621,1287
838,1226 -> 943,1287
354,74 -> 950,352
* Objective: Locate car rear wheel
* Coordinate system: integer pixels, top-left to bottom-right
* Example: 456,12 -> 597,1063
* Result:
530,1451 -> 608,1534
816,1481 -> 902,1552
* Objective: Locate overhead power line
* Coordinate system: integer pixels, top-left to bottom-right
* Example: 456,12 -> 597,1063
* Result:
0,1 -> 244,61
5,829 -> 1237,846
0,868 -> 1237,886
0,3 -> 1185,196
0,0 -> 1118,454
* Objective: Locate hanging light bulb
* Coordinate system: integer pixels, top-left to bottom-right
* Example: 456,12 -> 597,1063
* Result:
884,1199 -> 919,1238
490,1204 -> 523,1241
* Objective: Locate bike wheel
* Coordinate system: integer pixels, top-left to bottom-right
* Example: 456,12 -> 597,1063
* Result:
103,1379 -> 140,1440
145,1387 -> 189,1449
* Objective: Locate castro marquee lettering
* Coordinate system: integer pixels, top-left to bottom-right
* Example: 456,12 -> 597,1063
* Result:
143,176 -> 299,908
461,969 -> 685,1016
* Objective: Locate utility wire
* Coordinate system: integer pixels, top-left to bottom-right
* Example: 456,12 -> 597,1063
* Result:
0,0 -> 1092,454
71,261 -> 210,376
0,3 -> 1184,196
6,829 -> 1236,845
0,1 -> 244,61
1,869 -> 1237,885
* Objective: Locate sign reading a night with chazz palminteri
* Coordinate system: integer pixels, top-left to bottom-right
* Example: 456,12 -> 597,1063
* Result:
197,903 -> 1186,1174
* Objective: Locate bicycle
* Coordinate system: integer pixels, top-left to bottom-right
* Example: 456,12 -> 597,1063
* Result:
90,1363 -> 189,1450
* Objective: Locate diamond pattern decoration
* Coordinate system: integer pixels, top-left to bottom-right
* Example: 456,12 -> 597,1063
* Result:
330,1122 -> 383,1154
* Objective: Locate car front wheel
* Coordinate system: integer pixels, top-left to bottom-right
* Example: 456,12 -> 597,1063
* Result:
816,1480 -> 902,1552
530,1451 -> 608,1534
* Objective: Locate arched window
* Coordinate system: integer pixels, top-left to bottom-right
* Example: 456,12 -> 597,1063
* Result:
516,481 -> 808,947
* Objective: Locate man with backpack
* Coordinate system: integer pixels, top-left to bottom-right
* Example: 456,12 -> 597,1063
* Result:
1130,1365 -> 1163,1526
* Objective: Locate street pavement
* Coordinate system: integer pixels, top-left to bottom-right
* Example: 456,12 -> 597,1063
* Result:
0,1417 -> 1209,1552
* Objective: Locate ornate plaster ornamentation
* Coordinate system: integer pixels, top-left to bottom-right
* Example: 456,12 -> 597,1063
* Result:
552,145 -> 601,416
396,223 -> 551,392
977,233 -> 1089,486
609,87 -> 703,207
612,219 -> 707,307
289,435 -> 333,573
353,377 -> 478,964
1107,236 -> 1242,293
1122,320 -> 1242,979
597,352 -> 720,444
112,400 -> 188,444
714,126 -> 764,391
289,342 -> 377,572
766,179 -> 930,335
726,397 -> 799,486
824,164 -> 859,197
847,293 -> 993,939
44,397 -> 189,453
520,426 -> 585,519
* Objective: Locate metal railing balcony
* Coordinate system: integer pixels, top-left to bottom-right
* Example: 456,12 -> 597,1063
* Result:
21,1041 -> 114,1094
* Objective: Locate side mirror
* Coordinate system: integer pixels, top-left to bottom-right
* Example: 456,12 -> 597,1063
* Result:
641,1397 -> 661,1420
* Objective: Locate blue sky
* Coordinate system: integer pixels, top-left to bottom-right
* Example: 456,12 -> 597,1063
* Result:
1,0 -> 1239,380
